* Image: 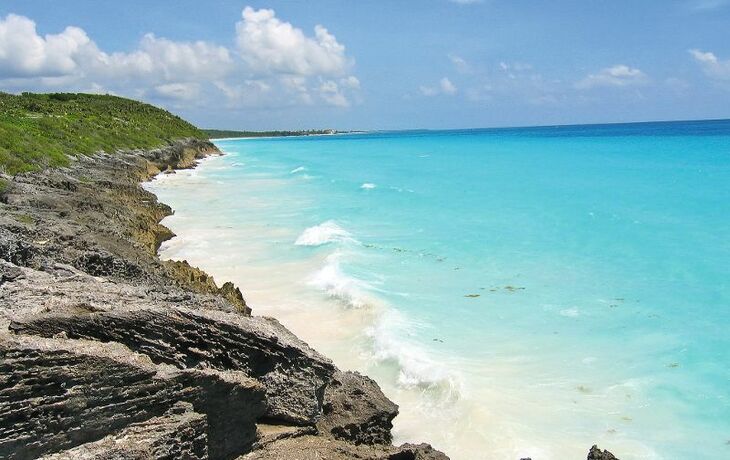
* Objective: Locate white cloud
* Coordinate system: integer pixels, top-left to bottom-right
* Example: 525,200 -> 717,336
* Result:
420,77 -> 457,96
0,9 -> 360,110
0,13 -> 232,83
319,80 -> 349,107
449,54 -> 471,74
235,6 -> 349,77
690,49 -> 730,81
152,82 -> 201,101
440,77 -> 457,94
0,14 -> 91,78
576,65 -> 648,89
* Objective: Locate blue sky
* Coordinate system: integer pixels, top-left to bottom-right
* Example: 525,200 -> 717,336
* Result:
0,0 -> 729,130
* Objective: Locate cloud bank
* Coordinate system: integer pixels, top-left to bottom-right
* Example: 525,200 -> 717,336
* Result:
0,8 -> 360,110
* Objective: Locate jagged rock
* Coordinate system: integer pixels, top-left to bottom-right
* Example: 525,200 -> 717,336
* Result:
0,333 -> 269,460
75,250 -> 143,278
587,445 -> 619,460
40,402 -> 209,460
10,306 -> 335,425
0,334 -> 189,460
176,369 -> 266,459
163,259 -> 250,315
240,435 -> 449,460
252,424 -> 318,450
317,371 -> 398,445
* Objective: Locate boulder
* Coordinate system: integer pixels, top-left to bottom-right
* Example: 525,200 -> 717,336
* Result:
317,371 -> 399,445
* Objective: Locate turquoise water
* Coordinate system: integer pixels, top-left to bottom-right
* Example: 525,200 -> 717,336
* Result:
146,120 -> 730,459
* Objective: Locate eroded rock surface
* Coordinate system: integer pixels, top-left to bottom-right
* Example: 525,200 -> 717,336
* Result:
40,402 -> 208,460
317,371 -> 398,445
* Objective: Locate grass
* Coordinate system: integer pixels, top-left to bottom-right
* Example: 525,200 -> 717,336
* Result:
0,92 -> 208,175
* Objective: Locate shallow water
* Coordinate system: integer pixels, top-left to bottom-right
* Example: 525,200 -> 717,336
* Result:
145,121 -> 730,460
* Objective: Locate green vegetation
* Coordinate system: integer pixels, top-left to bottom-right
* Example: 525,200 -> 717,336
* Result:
204,128 -> 337,139
14,214 -> 35,225
0,92 -> 207,175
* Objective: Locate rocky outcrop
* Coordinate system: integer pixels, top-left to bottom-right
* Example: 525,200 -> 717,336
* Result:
0,139 -> 449,459
317,371 -> 398,445
0,335 -> 189,460
10,306 -> 335,425
587,445 -> 619,460
40,402 -> 209,460
241,435 -> 450,460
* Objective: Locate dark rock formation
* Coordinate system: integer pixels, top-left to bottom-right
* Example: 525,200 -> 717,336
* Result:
587,445 -> 619,460
0,139 -> 449,459
242,435 -> 450,460
10,306 -> 334,425
0,335 -> 189,460
317,370 -> 399,445
40,402 -> 209,460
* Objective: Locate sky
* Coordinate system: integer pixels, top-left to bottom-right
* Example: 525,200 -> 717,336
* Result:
0,0 -> 729,130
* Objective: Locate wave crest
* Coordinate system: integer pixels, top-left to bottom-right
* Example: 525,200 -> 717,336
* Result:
367,310 -> 462,401
295,221 -> 355,246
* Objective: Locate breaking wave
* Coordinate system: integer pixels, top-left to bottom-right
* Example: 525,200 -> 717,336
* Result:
295,221 -> 356,246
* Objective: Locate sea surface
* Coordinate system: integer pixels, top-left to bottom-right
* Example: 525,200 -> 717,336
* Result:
145,120 -> 730,460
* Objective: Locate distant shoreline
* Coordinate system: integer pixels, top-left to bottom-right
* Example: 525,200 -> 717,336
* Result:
204,128 -> 367,140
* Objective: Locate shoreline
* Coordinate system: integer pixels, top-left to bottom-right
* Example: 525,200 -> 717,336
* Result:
0,139 -> 450,460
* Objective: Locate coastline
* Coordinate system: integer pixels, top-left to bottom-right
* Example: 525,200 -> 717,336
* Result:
0,139 -> 449,460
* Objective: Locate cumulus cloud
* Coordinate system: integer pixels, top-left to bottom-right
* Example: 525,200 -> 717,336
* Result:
0,14 -> 91,78
0,8 -> 360,110
690,49 -> 730,81
420,77 -> 457,96
576,65 -> 648,89
236,6 -> 349,76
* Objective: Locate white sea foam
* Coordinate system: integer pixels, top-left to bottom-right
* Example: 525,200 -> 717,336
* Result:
367,309 -> 462,401
295,221 -> 354,246
290,166 -> 306,174
361,182 -> 377,189
307,252 -> 373,309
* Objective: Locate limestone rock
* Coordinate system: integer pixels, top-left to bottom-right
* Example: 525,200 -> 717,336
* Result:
0,334 -> 188,459
40,402 -> 209,460
240,435 -> 449,460
317,371 -> 398,445
10,306 -> 335,425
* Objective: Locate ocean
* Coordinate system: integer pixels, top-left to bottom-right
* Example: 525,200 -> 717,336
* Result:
144,120 -> 730,460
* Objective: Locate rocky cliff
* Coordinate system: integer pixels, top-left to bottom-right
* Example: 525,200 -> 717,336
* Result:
0,139 -> 619,459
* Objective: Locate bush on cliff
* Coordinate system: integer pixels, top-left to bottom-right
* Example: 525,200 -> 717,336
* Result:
0,92 -> 207,175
